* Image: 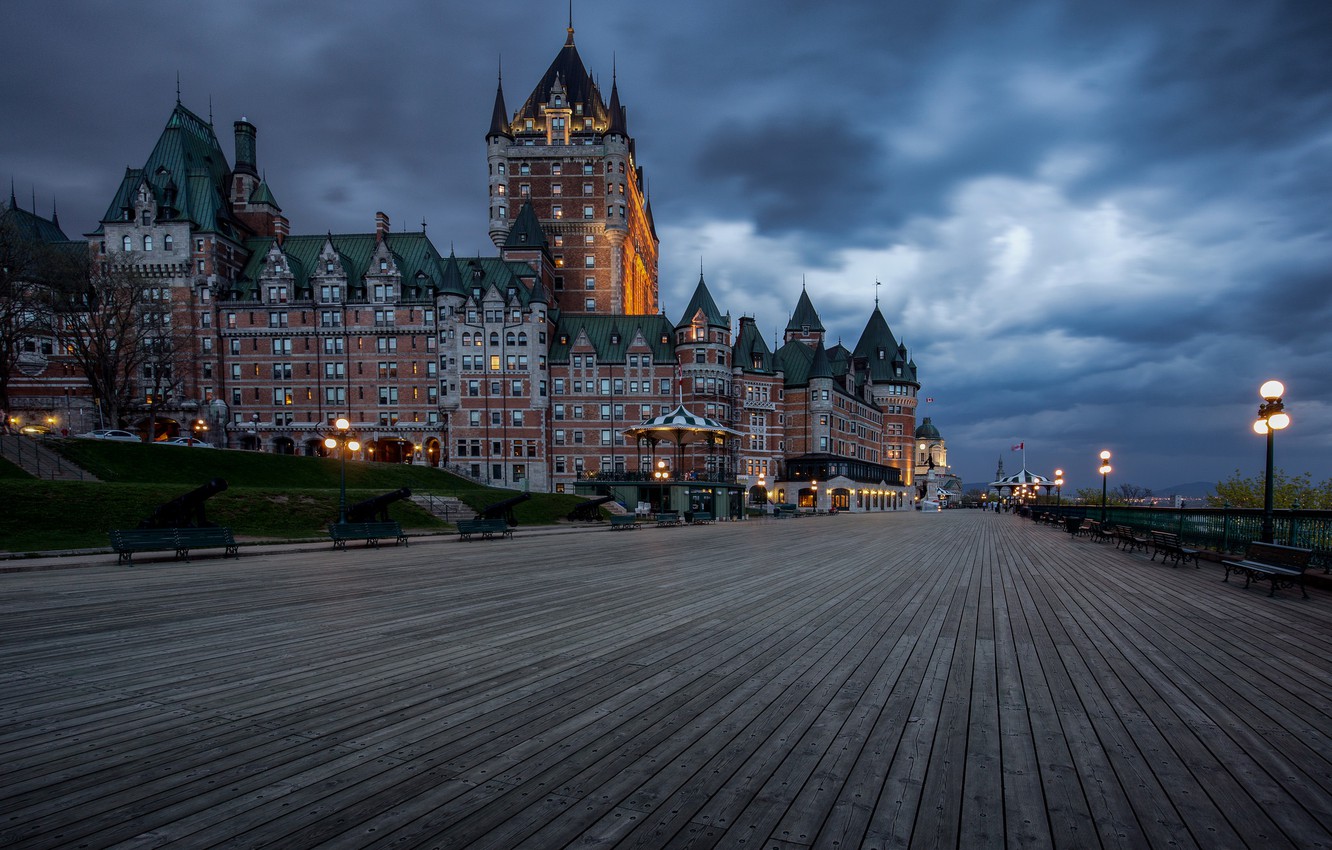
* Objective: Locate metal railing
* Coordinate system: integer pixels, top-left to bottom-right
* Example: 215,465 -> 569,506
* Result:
0,435 -> 89,481
1040,504 -> 1332,570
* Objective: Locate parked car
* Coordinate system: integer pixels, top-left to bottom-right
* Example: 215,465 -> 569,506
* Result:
159,437 -> 213,448
76,429 -> 142,442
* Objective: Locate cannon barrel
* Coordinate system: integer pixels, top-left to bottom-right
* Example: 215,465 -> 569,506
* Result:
139,477 -> 228,529
476,492 -> 531,526
346,487 -> 412,523
567,494 -> 613,521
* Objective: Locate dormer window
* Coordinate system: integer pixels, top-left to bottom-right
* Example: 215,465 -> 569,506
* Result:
379,260 -> 388,271
610,333 -> 620,345
326,262 -> 335,273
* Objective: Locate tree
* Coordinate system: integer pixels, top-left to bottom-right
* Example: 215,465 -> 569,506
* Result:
1115,483 -> 1153,504
0,206 -> 62,423
1208,469 -> 1332,510
53,254 -> 158,429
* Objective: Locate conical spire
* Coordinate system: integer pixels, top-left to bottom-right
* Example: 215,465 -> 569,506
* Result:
786,286 -> 825,333
676,272 -> 727,328
488,65 -> 511,139
439,249 -> 465,297
504,201 -> 546,249
605,65 -> 627,137
809,340 -> 833,380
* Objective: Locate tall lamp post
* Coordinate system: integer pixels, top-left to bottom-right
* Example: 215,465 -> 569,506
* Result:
811,479 -> 818,514
1098,450 -> 1112,522
654,459 -> 669,511
1054,468 -> 1064,510
1253,380 -> 1291,543
324,417 -> 361,525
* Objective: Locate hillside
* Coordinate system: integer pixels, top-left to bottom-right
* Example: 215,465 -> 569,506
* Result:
0,439 -> 589,554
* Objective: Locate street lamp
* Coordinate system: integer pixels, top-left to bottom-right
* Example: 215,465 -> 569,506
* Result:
1253,380 -> 1291,543
654,459 -> 669,511
811,479 -> 818,513
190,418 -> 208,447
324,417 -> 361,525
756,472 -> 767,508
1054,468 -> 1065,510
1098,450 -> 1112,522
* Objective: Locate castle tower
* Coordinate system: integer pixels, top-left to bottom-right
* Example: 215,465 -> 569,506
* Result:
484,20 -> 658,317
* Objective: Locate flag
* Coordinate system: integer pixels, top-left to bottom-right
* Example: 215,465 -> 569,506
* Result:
1011,442 -> 1024,451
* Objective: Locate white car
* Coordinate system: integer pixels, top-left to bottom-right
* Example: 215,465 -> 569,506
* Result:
159,437 -> 213,448
77,429 -> 142,442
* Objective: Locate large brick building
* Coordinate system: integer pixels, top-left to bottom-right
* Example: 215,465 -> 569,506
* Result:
3,22 -> 924,512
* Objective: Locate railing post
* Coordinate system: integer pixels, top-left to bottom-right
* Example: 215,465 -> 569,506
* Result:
1222,503 -> 1231,553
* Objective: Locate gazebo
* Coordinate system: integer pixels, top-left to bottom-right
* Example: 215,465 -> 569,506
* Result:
988,466 -> 1057,508
618,405 -> 743,518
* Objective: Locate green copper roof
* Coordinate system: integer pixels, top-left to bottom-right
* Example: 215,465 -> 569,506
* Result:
1,202 -> 71,244
733,318 -> 774,374
236,231 -> 447,299
99,102 -> 241,237
775,339 -> 813,385
852,306 -> 904,382
549,313 -> 674,364
786,288 -> 824,333
511,29 -> 610,132
249,180 -> 279,210
505,201 -> 546,250
675,273 -> 727,329
808,341 -> 833,380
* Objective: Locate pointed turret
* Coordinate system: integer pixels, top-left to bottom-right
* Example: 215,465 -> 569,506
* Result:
852,305 -> 902,381
604,74 -> 627,138
439,249 -> 466,298
487,72 -> 511,139
676,273 -> 727,329
809,340 -> 833,380
504,201 -> 546,249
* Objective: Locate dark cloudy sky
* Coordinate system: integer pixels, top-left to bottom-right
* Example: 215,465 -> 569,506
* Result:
4,0 -> 1329,491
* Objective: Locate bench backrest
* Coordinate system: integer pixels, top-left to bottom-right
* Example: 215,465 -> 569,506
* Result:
1243,541 -> 1313,570
1151,530 -> 1178,544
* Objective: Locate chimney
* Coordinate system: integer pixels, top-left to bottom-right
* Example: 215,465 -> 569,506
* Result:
234,118 -> 258,176
375,211 -> 390,242
273,214 -> 289,246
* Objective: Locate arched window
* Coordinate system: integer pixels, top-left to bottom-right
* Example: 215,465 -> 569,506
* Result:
462,332 -> 471,346
517,332 -> 527,346
506,332 -> 516,346
122,236 -> 132,251
163,234 -> 173,251
489,332 -> 499,346
143,236 -> 153,251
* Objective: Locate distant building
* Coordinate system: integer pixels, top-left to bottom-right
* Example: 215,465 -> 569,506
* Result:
3,22 -> 929,510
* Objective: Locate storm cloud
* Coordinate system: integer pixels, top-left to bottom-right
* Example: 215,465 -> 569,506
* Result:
2,0 -> 1328,489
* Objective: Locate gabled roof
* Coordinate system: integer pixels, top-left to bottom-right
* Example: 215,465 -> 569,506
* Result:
549,313 -> 674,364
97,102 -> 243,239
786,287 -> 824,333
775,339 -> 814,385
675,273 -> 728,329
504,201 -> 547,250
2,200 -> 71,244
733,318 -> 775,374
235,231 -> 447,299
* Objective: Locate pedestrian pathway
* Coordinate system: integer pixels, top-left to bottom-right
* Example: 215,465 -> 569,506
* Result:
1,511 -> 1328,848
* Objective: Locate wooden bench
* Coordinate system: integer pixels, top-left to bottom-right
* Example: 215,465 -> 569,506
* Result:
329,521 -> 408,550
655,512 -> 682,527
773,504 -> 798,519
1071,518 -> 1097,538
456,518 -> 512,541
1223,541 -> 1314,598
1091,522 -> 1116,544
1149,531 -> 1198,568
1114,525 -> 1150,554
687,513 -> 714,525
110,527 -> 239,565
609,515 -> 639,530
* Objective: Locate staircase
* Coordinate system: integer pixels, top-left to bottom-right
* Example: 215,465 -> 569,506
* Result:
0,436 -> 98,481
411,493 -> 469,523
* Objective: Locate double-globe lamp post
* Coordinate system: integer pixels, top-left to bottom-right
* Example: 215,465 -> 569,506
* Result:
1253,380 -> 1291,543
1098,450 -> 1112,522
324,417 -> 361,525
1054,468 -> 1064,510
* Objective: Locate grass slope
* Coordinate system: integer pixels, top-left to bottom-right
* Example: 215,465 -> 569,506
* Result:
0,440 -> 589,554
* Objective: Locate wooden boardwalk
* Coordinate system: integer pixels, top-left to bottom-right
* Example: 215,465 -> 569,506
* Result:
2,511 -> 1330,849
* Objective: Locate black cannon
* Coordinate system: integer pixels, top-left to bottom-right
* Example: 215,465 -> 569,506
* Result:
476,492 -> 531,527
567,495 -> 613,522
139,477 -> 228,529
347,487 -> 412,523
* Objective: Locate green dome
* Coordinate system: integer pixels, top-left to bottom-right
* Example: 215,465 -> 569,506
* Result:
915,417 -> 941,439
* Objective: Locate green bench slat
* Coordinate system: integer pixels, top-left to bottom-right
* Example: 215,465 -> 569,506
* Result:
329,521 -> 408,549
457,519 -> 512,540
109,527 -> 238,565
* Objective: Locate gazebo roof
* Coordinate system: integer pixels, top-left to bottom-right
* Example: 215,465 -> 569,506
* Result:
989,467 -> 1053,489
622,405 -> 741,443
